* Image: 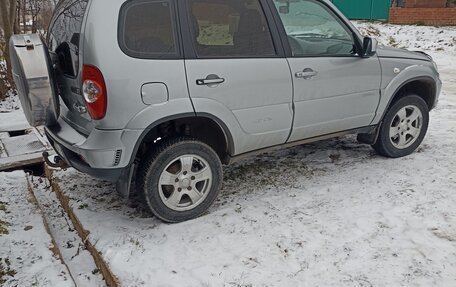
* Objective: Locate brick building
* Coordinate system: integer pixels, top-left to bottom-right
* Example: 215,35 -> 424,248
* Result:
390,0 -> 456,25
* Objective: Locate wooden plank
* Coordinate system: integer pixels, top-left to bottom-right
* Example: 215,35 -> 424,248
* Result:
0,139 -> 7,158
2,133 -> 47,157
0,152 -> 45,171
0,111 -> 30,133
32,127 -> 52,150
25,175 -> 77,286
45,167 -> 121,287
0,131 -> 10,140
0,127 -> 53,170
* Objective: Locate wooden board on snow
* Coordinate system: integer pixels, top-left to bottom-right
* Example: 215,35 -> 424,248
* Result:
0,127 -> 52,171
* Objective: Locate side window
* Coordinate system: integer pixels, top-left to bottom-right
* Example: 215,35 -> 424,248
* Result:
272,0 -> 356,57
47,0 -> 88,77
187,0 -> 276,58
119,0 -> 179,58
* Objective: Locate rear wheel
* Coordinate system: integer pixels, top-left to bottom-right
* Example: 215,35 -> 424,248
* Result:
373,95 -> 429,158
137,138 -> 223,223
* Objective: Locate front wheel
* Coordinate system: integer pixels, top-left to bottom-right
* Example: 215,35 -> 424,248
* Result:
373,95 -> 429,158
137,138 -> 223,223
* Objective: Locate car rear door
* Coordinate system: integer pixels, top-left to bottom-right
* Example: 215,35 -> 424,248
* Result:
181,0 -> 294,155
269,0 -> 381,142
47,0 -> 91,133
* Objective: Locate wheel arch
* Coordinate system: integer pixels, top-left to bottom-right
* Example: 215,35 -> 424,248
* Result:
129,113 -> 235,166
380,76 -> 437,122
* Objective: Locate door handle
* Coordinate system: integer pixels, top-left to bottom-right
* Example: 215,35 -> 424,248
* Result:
196,75 -> 225,86
295,68 -> 318,79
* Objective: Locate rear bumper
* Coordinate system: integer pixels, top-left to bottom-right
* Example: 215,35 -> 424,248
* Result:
46,133 -> 123,181
45,117 -> 141,181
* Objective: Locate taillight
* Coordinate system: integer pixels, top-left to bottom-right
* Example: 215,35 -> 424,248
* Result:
82,65 -> 107,120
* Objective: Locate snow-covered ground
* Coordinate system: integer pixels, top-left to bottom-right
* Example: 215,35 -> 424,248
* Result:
0,90 -> 20,113
355,21 -> 456,52
1,22 -> 456,286
0,172 -> 74,286
0,90 -> 28,133
32,180 -> 107,287
50,81 -> 456,286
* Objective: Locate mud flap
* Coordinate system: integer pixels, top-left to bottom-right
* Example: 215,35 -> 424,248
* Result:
357,124 -> 381,145
116,164 -> 136,198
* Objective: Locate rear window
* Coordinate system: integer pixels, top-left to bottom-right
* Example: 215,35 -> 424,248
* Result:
47,0 -> 88,77
118,0 -> 179,59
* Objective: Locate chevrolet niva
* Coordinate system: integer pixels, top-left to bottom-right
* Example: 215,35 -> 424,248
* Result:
10,0 -> 441,222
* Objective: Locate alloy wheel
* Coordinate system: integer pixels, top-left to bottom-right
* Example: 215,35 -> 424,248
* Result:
158,155 -> 212,212
389,105 -> 423,149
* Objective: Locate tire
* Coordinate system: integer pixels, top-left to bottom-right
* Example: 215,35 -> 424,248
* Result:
373,95 -> 429,158
136,137 -> 223,223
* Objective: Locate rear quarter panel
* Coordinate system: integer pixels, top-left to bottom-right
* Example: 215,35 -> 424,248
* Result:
83,0 -> 194,130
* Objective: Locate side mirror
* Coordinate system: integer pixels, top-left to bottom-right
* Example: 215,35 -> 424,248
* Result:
362,37 -> 377,58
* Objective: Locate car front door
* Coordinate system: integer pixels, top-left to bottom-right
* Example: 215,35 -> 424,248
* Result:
182,0 -> 294,154
270,0 -> 381,142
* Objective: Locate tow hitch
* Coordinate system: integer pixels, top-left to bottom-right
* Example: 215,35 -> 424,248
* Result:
42,151 -> 69,169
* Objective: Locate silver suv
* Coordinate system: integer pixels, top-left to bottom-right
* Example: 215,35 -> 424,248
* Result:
10,0 -> 441,222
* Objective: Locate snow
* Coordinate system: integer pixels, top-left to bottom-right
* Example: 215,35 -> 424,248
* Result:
355,21 -> 456,53
31,179 -> 107,287
0,91 -> 21,113
0,90 -> 28,132
48,22 -> 456,286
51,97 -> 456,286
0,110 -> 29,133
0,172 -> 74,286
1,22 -> 456,286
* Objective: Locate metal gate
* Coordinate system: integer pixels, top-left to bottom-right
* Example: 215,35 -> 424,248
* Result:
331,0 -> 390,20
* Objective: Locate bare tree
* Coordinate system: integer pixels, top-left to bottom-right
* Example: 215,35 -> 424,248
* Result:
18,0 -> 26,33
28,0 -> 42,33
1,0 -> 55,99
34,0 -> 54,35
38,0 -> 54,35
0,0 -> 18,99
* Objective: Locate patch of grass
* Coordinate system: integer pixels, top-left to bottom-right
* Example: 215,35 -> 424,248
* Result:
0,257 -> 17,285
364,25 -> 381,37
227,282 -> 253,287
0,220 -> 10,235
78,203 -> 89,210
388,36 -> 398,47
0,202 -> 7,212
223,153 -> 326,195
128,236 -> 145,253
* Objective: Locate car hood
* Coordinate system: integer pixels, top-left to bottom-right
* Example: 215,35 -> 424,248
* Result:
376,46 -> 431,61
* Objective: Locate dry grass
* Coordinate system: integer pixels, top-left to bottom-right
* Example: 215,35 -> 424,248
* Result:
0,257 -> 16,285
